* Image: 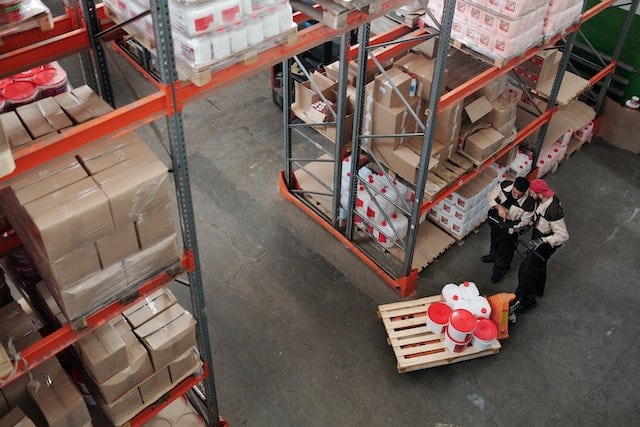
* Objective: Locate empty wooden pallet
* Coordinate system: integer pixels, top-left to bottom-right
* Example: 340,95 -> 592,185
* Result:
378,295 -> 501,373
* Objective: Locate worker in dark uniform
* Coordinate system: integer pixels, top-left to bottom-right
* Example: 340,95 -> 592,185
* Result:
511,179 -> 569,314
482,177 -> 535,283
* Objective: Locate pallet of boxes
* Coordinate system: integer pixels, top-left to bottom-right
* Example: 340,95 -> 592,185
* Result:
0,134 -> 201,425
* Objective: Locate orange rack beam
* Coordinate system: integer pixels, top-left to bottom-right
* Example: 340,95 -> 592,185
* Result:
4,251 -> 193,383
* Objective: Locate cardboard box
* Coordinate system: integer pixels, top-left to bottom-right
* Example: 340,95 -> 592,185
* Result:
434,98 -> 464,147
0,407 -> 36,427
0,111 -> 32,148
96,223 -> 140,267
56,262 -> 128,320
134,303 -> 197,371
373,67 -> 414,108
123,234 -> 180,282
364,85 -> 420,148
27,363 -> 91,427
600,97 -> 640,154
100,387 -> 143,426
496,146 -> 518,167
393,52 -> 446,101
15,104 -> 55,139
491,94 -> 519,129
12,159 -> 87,205
464,128 -> 505,161
138,367 -> 172,403
53,92 -> 94,124
464,96 -> 493,123
454,179 -> 485,211
70,85 -> 114,117
370,142 -> 439,186
168,348 -> 201,384
77,135 -> 156,176
495,116 -> 517,137
0,302 -> 36,344
134,202 -> 175,250
292,72 -> 336,114
35,97 -> 73,132
77,321 -> 128,383
480,75 -> 508,102
35,281 -> 67,327
123,287 -> 177,329
93,158 -> 170,228
49,243 -> 102,288
94,329 -> 154,403
145,396 -> 205,426
0,344 -> 11,383
523,49 -> 560,89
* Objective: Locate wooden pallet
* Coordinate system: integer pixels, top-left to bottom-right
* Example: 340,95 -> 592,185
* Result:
459,130 -> 517,167
450,39 -> 540,69
0,0 -> 53,40
378,295 -> 501,373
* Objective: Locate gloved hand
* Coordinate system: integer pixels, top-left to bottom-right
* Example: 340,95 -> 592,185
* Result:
527,238 -> 544,251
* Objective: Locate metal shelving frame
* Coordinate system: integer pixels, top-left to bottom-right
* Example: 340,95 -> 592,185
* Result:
280,0 -> 627,297
0,0 -> 414,425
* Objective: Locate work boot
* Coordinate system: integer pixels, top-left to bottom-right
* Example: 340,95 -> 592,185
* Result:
481,255 -> 494,263
512,298 -> 537,314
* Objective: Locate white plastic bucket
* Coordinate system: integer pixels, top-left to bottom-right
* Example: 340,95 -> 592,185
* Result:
442,283 -> 462,308
472,318 -> 498,350
389,213 -> 408,241
371,171 -> 387,191
469,296 -> 491,318
210,28 -> 231,60
458,281 -> 479,300
426,302 -> 451,334
444,325 -> 472,353
373,220 -> 395,249
448,309 -> 476,341
452,298 -> 473,312
374,187 -> 397,216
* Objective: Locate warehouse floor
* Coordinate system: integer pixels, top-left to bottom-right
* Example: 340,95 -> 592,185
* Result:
55,34 -> 640,426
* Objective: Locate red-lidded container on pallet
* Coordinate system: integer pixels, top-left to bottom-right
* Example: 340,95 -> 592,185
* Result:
0,0 -> 23,25
2,81 -> 38,111
12,66 -> 44,82
34,65 -> 68,98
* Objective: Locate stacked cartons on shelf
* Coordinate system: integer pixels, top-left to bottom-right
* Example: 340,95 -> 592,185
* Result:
0,134 -> 180,320
0,303 -> 91,426
75,289 -> 199,426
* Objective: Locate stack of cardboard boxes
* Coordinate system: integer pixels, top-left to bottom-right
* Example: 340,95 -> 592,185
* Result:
429,168 -> 499,239
0,133 -> 180,320
76,288 -> 199,426
0,302 -> 91,426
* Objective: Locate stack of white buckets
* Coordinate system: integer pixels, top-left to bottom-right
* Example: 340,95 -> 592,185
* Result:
339,156 -> 411,250
425,281 -> 499,353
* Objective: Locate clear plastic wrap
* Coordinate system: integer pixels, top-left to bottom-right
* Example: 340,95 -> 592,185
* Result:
0,0 -> 49,28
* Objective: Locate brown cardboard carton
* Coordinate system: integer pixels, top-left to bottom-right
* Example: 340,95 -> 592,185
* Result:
464,96 -> 493,123
27,362 -> 91,427
291,72 -> 337,114
96,223 -> 140,267
77,321 -> 128,383
15,104 -> 55,139
0,111 -> 32,148
0,302 -> 36,344
49,243 -> 102,289
71,85 -> 114,117
371,142 -> 439,185
94,329 -> 154,403
393,52 -> 446,101
0,407 -> 36,427
600,97 -> 640,154
364,86 -> 420,148
494,117 -> 517,137
56,262 -> 128,320
434,98 -> 464,148
123,234 -> 180,283
522,50 -> 560,89
77,135 -> 156,176
0,344 -> 11,382
464,128 -> 505,161
135,203 -> 176,249
99,387 -> 143,426
35,281 -> 67,327
123,287 -> 177,329
144,396 -> 204,426
373,68 -> 413,108
35,97 -> 73,132
9,155 -> 79,191
168,348 -> 201,384
496,146 -> 518,167
53,92 -> 94,124
491,94 -> 518,129
138,367 -> 172,403
24,177 -> 114,260
12,159 -> 87,205
93,158 -> 170,228
134,303 -> 197,371
480,75 -> 508,102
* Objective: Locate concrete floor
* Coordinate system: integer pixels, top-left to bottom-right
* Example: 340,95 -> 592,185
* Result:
56,30 -> 639,426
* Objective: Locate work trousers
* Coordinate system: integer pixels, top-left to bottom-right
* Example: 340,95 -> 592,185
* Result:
516,243 -> 556,303
489,222 -> 518,278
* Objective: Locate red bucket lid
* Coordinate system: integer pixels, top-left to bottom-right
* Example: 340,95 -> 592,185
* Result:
474,318 -> 498,340
449,309 -> 475,333
0,78 -> 12,91
2,81 -> 37,101
13,66 -> 43,79
427,302 -> 451,324
33,67 -> 67,86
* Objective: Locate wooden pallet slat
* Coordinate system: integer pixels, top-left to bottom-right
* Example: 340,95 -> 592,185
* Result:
378,296 -> 501,373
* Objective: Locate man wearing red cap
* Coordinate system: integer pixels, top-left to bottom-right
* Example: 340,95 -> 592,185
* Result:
483,176 -> 535,283
511,179 -> 569,314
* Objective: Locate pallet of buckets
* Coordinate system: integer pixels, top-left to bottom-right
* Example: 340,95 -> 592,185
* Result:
0,132 -> 181,322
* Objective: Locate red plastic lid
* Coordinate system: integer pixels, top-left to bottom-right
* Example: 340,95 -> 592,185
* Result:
474,318 -> 498,340
33,67 -> 67,86
13,66 -> 43,79
445,325 -> 472,344
449,309 -> 476,333
2,81 -> 37,101
0,78 -> 11,91
427,302 -> 451,324
461,281 -> 472,288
